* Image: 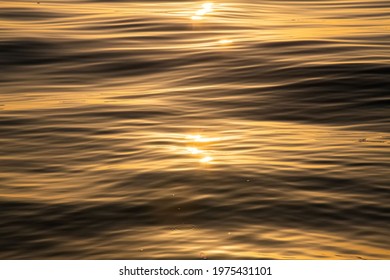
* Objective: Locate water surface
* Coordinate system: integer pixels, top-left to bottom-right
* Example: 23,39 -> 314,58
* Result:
0,0 -> 389,259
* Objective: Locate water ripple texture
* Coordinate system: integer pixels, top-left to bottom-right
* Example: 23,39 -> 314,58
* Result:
0,0 -> 389,259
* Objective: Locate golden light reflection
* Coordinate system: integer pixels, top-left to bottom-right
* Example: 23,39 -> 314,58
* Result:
200,156 -> 213,163
185,134 -> 217,164
186,134 -> 202,141
191,2 -> 214,20
186,147 -> 203,155
191,15 -> 203,21
202,2 -> 214,12
218,39 -> 233,45
186,134 -> 220,143
188,3 -> 235,48
0,0 -> 389,261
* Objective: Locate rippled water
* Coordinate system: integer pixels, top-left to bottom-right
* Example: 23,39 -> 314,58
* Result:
1,0 -> 389,259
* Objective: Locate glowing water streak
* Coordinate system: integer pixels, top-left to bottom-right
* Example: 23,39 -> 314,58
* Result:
200,156 -> 213,163
186,147 -> 203,155
191,2 -> 214,20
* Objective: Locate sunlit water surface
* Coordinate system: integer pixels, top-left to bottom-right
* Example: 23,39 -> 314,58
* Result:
0,0 -> 389,259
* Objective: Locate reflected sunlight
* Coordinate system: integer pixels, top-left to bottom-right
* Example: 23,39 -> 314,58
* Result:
185,134 -> 218,164
2,0 -> 389,261
200,156 -> 213,163
191,15 -> 203,21
218,39 -> 233,45
186,147 -> 203,155
186,134 -> 220,143
191,2 -> 214,20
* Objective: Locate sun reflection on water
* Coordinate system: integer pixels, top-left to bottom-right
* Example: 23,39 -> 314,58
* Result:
185,134 -> 218,164
200,156 -> 213,163
186,134 -> 220,143
189,3 -> 235,48
218,39 -> 233,45
191,2 -> 214,20
186,147 -> 203,155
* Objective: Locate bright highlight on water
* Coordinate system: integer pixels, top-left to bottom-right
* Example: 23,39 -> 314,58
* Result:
186,147 -> 203,155
219,39 -> 233,45
191,2 -> 214,20
200,156 -> 213,163
0,0 -> 389,260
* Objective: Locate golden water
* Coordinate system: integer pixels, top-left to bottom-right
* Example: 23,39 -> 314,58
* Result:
0,0 -> 389,259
